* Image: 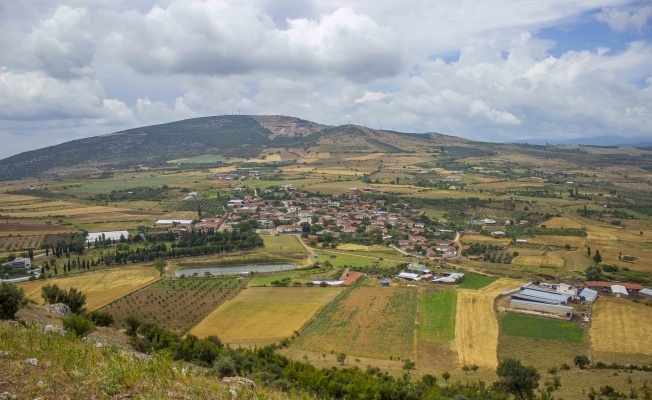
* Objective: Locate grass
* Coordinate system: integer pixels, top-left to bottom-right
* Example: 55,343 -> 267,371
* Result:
501,313 -> 584,341
457,274 -> 499,290
189,287 -> 344,345
420,291 -> 457,342
18,266 -> 160,311
248,271 -> 298,286
294,286 -> 418,359
263,235 -> 308,254
0,321 -> 277,399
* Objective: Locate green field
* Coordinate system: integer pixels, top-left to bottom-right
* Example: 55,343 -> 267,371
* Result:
248,271 -> 298,286
420,291 -> 457,342
313,249 -> 404,268
66,176 -> 198,195
263,235 -> 307,254
457,274 -> 500,290
502,313 -> 584,342
143,276 -> 242,292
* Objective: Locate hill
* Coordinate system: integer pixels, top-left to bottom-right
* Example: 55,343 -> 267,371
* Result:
1,114 -> 651,181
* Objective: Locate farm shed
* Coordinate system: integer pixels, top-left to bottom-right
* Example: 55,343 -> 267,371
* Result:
396,272 -> 421,281
342,272 -> 364,286
155,219 -> 193,225
311,280 -> 344,286
640,288 -> 652,298
511,288 -> 572,305
585,281 -> 644,294
86,230 -> 129,243
510,299 -> 574,318
432,272 -> 465,283
611,285 -> 628,298
579,288 -> 598,303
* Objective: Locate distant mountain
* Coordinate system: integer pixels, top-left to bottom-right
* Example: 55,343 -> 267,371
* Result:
0,115 -> 444,181
507,136 -> 652,147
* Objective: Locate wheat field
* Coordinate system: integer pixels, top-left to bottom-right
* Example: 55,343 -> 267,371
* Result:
591,298 -> 652,356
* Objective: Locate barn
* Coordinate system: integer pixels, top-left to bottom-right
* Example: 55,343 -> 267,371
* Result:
510,299 -> 574,319
579,288 -> 598,303
611,285 -> 628,298
511,288 -> 573,305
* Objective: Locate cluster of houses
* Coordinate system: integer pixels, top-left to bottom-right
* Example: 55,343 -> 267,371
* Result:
508,280 -> 652,320
146,215 -> 228,237
224,188 -> 459,260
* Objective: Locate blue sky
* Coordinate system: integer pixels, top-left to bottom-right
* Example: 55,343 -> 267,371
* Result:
0,0 -> 650,158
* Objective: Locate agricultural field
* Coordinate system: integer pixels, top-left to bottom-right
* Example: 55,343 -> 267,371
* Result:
189,287 -> 344,346
0,235 -> 44,252
512,254 -> 565,268
455,279 -> 523,369
104,276 -> 247,332
18,266 -> 160,311
457,274 -> 499,290
419,291 -> 457,342
590,298 -> 652,363
312,248 -> 404,268
294,286 -> 418,359
539,217 -> 584,229
501,313 -> 583,341
526,235 -> 585,248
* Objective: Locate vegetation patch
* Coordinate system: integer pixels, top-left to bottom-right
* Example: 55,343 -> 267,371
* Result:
419,291 -> 456,342
502,313 -> 583,342
457,274 -> 499,290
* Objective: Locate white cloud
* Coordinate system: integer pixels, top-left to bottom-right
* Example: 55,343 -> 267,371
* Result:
596,5 -> 652,34
354,91 -> 389,104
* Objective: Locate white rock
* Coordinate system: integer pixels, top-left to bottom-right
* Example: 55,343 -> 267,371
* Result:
25,358 -> 38,366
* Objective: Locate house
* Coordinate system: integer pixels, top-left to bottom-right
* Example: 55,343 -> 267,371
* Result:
432,272 -> 465,283
276,225 -> 303,234
227,199 -> 245,207
12,257 -> 31,269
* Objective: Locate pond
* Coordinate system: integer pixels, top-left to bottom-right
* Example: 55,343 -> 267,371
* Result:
174,264 -> 298,277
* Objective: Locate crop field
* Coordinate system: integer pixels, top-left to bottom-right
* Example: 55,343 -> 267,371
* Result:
0,221 -> 71,236
457,274 -> 499,290
189,287 -> 344,345
18,266 -> 160,311
501,313 -> 583,341
591,298 -> 652,359
539,217 -> 584,229
104,276 -> 246,332
512,255 -> 565,268
0,235 -> 43,252
313,249 -> 404,268
294,286 -> 418,359
460,236 -> 512,246
262,235 -> 307,255
455,279 -> 523,369
526,235 -> 585,248
419,291 -> 457,342
65,175 -> 199,195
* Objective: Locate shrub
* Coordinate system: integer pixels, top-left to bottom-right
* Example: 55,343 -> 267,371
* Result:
0,282 -> 27,319
87,310 -> 115,327
62,313 -> 95,337
214,356 -> 237,378
124,314 -> 142,336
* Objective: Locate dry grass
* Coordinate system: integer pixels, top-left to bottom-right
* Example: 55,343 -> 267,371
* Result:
591,297 -> 652,356
455,279 -> 523,369
512,255 -> 565,268
527,235 -> 585,248
189,287 -> 344,344
18,267 -> 160,311
539,217 -> 584,229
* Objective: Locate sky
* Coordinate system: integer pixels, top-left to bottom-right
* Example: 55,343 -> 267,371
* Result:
1,0 -> 651,158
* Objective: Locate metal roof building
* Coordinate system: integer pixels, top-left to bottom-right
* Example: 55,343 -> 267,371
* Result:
579,288 -> 598,303
640,288 -> 652,297
86,230 -> 129,243
511,288 -> 572,305
611,285 -> 629,298
510,299 -> 574,318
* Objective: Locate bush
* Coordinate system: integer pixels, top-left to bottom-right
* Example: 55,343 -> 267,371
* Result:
0,282 -> 27,319
124,314 -> 142,336
41,284 -> 87,314
214,356 -> 237,378
87,310 -> 114,327
62,313 -> 95,337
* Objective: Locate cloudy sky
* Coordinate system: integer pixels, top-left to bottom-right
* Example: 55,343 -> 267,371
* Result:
1,0 -> 651,158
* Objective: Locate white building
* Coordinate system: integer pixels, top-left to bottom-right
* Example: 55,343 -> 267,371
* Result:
86,230 -> 129,243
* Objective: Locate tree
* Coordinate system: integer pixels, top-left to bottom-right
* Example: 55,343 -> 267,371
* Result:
442,371 -> 451,384
585,265 -> 604,281
592,250 -> 602,264
403,359 -> 416,374
41,283 -> 66,304
493,358 -> 540,400
65,287 -> 87,314
336,352 -> 347,365
153,258 -> 167,276
87,310 -> 114,327
462,365 -> 470,374
587,246 -> 591,257
62,313 -> 95,337
0,283 -> 27,319
124,314 -> 142,336
214,356 -> 237,378
573,355 -> 590,370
